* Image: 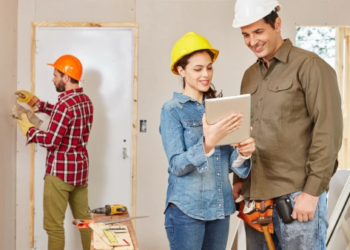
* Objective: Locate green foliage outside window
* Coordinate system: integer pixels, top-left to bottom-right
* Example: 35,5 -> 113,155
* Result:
296,26 -> 335,68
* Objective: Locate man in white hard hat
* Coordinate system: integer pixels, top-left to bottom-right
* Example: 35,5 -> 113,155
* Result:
231,0 -> 343,249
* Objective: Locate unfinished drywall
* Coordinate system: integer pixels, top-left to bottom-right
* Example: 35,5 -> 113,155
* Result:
0,0 -> 17,249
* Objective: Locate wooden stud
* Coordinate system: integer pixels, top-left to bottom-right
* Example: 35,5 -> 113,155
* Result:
334,27 -> 350,170
335,27 -> 345,170
346,28 -> 350,37
29,22 -> 36,248
32,22 -> 138,28
345,30 -> 350,168
131,24 -> 139,229
335,27 -> 344,98
297,25 -> 350,28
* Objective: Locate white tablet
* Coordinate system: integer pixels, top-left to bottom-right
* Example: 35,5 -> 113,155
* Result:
205,94 -> 251,146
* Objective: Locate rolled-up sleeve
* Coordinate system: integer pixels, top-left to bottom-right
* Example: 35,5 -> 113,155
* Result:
229,148 -> 252,179
300,57 -> 343,196
160,107 -> 208,177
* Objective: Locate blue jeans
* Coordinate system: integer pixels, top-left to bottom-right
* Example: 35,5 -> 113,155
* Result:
165,203 -> 230,250
245,191 -> 328,250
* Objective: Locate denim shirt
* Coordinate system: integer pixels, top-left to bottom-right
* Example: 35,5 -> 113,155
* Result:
159,92 -> 251,221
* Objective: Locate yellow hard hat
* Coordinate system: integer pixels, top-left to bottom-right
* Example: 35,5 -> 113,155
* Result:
170,32 -> 219,75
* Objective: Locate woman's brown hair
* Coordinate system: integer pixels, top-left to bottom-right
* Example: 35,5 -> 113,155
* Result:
175,49 -> 222,99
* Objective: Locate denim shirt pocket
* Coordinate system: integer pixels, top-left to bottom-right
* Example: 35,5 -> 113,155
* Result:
181,120 -> 203,148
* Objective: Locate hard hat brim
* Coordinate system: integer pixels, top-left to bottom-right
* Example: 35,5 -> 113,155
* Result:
171,48 -> 219,75
47,63 -> 82,81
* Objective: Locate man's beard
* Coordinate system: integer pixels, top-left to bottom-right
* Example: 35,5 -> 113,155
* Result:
55,79 -> 66,92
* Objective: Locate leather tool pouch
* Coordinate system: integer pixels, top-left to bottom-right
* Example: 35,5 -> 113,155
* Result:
274,195 -> 295,224
237,199 -> 274,234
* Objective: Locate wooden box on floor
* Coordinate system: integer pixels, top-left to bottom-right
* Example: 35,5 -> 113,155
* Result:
90,213 -> 139,250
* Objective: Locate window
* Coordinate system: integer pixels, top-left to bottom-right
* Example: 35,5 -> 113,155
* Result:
296,26 -> 335,68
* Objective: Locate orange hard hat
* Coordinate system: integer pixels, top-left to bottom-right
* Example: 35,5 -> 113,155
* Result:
47,55 -> 83,81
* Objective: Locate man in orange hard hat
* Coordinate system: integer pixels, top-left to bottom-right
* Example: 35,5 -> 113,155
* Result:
15,55 -> 94,250
231,0 -> 343,249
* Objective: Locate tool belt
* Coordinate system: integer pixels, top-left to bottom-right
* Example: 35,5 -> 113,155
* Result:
237,199 -> 274,234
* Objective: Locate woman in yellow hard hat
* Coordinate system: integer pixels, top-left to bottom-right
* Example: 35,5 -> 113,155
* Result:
159,32 -> 256,250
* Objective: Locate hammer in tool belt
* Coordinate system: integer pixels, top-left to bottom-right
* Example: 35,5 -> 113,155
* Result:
236,198 -> 275,250
252,216 -> 275,250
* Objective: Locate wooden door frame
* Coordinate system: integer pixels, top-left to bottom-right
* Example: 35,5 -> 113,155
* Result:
30,22 -> 139,247
335,27 -> 350,170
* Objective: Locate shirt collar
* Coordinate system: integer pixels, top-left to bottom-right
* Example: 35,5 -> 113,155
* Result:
58,87 -> 83,101
173,92 -> 192,104
257,38 -> 293,64
173,92 -> 205,104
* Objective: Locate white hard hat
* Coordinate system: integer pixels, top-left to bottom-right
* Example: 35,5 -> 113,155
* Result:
232,0 -> 282,28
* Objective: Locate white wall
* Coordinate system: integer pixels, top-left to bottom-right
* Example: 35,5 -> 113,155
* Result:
13,0 -> 350,249
0,0 -> 17,249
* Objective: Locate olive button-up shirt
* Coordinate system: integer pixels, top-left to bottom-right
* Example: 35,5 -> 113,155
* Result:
235,39 -> 343,200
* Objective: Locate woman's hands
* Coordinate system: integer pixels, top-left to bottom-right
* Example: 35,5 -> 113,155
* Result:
202,113 -> 243,153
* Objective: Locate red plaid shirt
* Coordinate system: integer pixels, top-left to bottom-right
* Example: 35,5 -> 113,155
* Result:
27,88 -> 94,186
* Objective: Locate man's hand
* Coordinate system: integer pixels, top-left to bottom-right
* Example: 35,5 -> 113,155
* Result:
233,182 -> 243,201
291,192 -> 319,222
232,127 -> 255,157
237,137 -> 255,157
15,90 -> 40,107
15,113 -> 36,136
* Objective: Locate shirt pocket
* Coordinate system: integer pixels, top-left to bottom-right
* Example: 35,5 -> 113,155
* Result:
266,79 -> 293,117
242,84 -> 259,120
181,120 -> 203,148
